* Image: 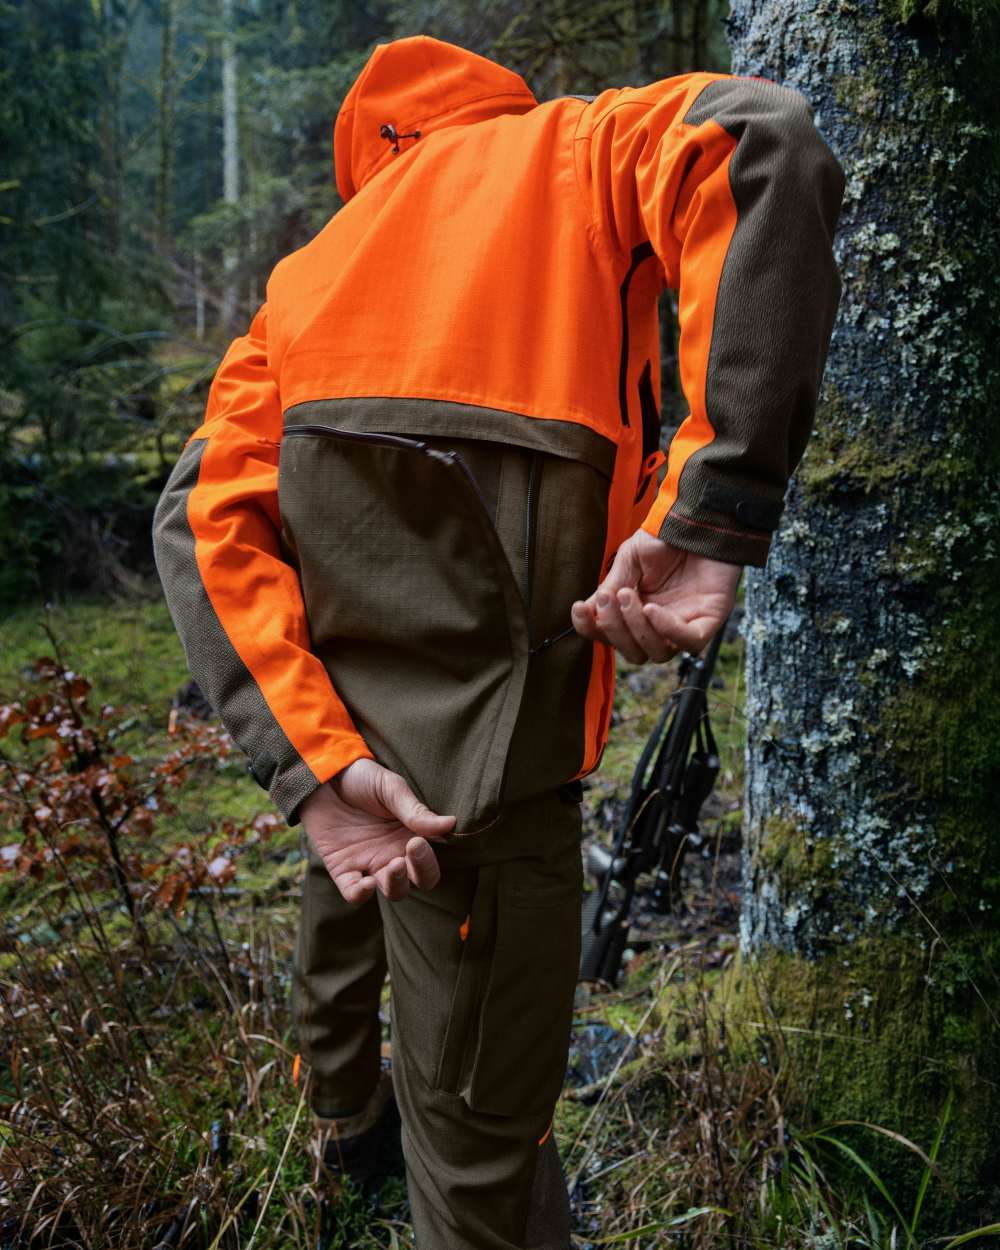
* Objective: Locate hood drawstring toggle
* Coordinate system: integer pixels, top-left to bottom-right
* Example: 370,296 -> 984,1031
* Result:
379,122 -> 422,154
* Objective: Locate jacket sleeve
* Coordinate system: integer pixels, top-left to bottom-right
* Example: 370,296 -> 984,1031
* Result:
151,304 -> 374,823
579,71 -> 846,566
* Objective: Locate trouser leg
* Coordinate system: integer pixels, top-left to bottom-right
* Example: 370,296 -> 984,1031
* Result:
378,787 -> 582,1249
292,831 -> 388,1115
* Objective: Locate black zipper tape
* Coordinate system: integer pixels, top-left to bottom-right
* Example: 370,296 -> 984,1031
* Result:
617,242 -> 656,428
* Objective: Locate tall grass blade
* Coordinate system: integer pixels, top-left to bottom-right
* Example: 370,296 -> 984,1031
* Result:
593,1207 -> 733,1243
941,1224 -> 1000,1248
911,1089 -> 954,1239
810,1132 -> 914,1249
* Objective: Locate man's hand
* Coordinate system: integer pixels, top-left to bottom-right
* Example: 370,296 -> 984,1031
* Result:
300,758 -> 456,906
571,530 -> 740,663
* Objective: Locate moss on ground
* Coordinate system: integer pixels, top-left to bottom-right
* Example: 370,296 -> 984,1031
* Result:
0,595 -> 186,720
717,940 -> 1000,1226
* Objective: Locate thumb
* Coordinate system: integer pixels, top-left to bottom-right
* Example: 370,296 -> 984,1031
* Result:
376,770 -> 456,838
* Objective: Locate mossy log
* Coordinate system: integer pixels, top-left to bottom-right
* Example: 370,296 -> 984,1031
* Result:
727,0 -> 1000,1225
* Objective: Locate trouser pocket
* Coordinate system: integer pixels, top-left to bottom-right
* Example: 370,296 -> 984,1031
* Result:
434,823 -> 583,1119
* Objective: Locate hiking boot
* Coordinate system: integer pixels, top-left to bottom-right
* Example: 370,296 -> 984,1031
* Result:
314,1068 -> 403,1191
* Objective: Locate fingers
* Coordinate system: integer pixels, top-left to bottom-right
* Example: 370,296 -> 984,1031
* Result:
372,843 -> 441,901
573,586 -> 679,663
572,542 -> 638,641
333,868 -> 377,907
373,856 -> 410,901
376,770 -> 456,838
405,837 -> 442,891
593,588 -> 647,663
574,576 -> 697,663
617,588 -> 680,662
642,602 -> 724,655
332,845 -> 440,906
571,597 -> 601,641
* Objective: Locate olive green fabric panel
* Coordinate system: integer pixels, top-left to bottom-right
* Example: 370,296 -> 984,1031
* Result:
278,424 -> 610,835
284,396 -> 617,479
293,832 -> 388,1116
377,787 -> 582,1248
663,77 -> 844,561
278,429 -> 530,835
500,450 -> 609,805
657,508 -> 772,568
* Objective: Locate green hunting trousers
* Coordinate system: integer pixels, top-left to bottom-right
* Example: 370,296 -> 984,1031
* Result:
288,431 -> 607,1246
293,783 -> 583,1249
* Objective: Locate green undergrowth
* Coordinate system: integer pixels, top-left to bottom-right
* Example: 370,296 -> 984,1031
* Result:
715,941 -> 1000,1232
4,593 -> 996,1247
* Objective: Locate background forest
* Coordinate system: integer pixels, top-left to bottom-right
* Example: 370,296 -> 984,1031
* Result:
0,0 -> 728,602
2,0 -> 1000,1247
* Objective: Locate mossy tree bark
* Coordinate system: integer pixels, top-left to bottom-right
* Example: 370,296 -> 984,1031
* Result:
727,0 -> 1000,1224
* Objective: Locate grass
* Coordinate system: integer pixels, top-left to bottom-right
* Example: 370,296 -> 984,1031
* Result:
0,592 -> 987,1249
1,595 -> 185,719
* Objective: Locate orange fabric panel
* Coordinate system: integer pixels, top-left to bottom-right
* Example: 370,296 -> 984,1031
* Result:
251,60 -> 788,781
187,306 -> 374,785
573,640 -> 615,779
573,75 -> 742,543
334,36 -> 536,203
639,124 -> 738,536
270,102 -> 622,443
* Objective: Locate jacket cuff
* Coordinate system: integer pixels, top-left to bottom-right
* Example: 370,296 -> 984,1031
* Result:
640,474 -> 785,568
652,509 -> 773,567
247,739 -> 375,826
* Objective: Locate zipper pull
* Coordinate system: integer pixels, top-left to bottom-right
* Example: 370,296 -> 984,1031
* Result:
529,623 -> 576,657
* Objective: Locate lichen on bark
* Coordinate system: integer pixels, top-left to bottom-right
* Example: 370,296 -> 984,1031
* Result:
726,0 -> 1000,1222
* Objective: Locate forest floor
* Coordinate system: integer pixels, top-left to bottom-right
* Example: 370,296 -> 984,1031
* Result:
0,592 -> 926,1249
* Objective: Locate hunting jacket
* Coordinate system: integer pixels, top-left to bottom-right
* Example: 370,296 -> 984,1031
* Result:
153,36 -> 846,832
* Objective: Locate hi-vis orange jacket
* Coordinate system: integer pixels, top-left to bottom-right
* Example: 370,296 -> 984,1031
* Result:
153,36 -> 845,828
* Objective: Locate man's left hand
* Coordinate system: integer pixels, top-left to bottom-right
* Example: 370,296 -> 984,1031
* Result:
301,758 -> 455,905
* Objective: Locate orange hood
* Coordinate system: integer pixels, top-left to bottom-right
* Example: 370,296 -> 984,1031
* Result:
333,35 -> 537,203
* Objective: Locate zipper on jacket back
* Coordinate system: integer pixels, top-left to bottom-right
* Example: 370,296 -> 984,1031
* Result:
283,423 -> 493,515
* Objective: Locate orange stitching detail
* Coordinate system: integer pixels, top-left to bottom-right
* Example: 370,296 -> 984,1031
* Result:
667,510 -> 770,543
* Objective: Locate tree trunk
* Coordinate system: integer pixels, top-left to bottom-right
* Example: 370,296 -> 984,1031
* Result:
728,0 -> 1000,1225
194,250 -> 205,341
156,0 -> 175,256
219,0 -> 240,332
99,0 -> 128,257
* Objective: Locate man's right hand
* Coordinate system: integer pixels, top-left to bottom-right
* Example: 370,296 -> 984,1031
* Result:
300,758 -> 456,906
571,529 -> 740,663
